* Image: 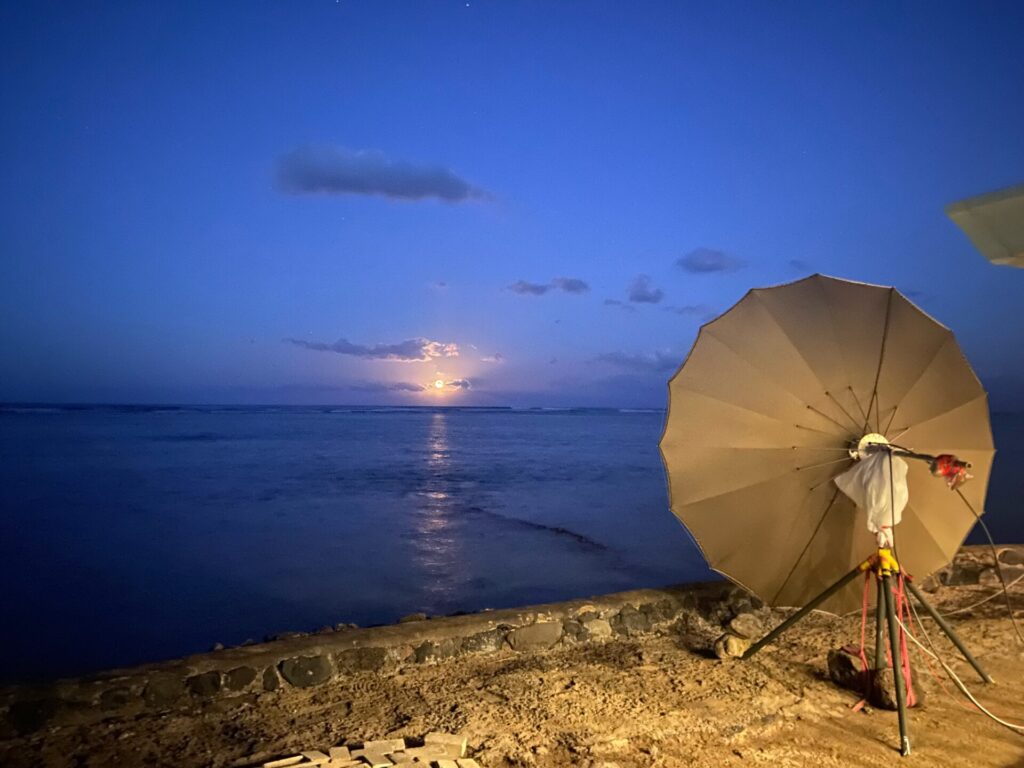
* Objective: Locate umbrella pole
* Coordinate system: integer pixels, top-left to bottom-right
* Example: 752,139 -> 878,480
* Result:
903,577 -> 993,683
742,559 -> 870,659
874,577 -> 885,671
881,572 -> 911,755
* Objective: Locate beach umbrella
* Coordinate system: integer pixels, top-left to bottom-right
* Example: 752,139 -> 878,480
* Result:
946,183 -> 1024,268
659,275 -> 994,614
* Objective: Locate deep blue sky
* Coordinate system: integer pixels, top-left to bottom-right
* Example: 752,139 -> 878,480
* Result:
2,1 -> 1023,408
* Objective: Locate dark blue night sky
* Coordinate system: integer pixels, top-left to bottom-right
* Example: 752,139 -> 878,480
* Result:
2,1 -> 1023,408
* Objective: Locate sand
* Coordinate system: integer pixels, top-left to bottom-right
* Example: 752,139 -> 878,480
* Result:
2,580 -> 1022,768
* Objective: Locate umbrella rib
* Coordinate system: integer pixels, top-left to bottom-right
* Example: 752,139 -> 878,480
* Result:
884,394 -> 995,452
770,486 -> 842,606
848,386 -> 870,425
806,404 -> 856,435
882,404 -> 900,436
862,288 -> 894,434
825,390 -> 862,431
878,332 -> 956,434
796,456 -> 854,471
794,422 -> 848,438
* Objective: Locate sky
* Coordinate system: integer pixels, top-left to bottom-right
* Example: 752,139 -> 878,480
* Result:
1,1 -> 1023,409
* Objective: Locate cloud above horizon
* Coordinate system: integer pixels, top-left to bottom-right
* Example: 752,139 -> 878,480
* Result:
551,277 -> 590,294
628,275 -> 664,304
350,380 -> 426,392
285,336 -> 459,362
508,276 -> 590,295
595,350 -> 680,373
603,298 -> 637,313
664,304 -> 717,321
677,247 -> 746,273
276,145 -> 488,202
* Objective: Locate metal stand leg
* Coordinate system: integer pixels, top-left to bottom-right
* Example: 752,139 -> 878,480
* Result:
743,561 -> 867,660
882,574 -> 911,756
874,577 -> 886,671
904,578 -> 993,684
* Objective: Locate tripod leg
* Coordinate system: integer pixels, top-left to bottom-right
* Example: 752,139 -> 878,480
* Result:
882,574 -> 911,756
904,578 -> 993,684
874,577 -> 886,671
743,561 -> 867,660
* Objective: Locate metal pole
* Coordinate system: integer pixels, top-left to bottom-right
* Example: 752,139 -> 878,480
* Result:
874,577 -> 885,671
882,574 -> 911,756
743,561 -> 867,660
904,578 -> 993,684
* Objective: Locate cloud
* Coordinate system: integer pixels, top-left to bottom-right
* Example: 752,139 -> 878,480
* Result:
628,275 -> 665,304
446,379 -> 472,390
350,381 -> 426,392
664,304 -> 717,321
481,353 -> 505,363
508,280 -> 550,295
508,277 -> 590,296
603,298 -> 637,313
551,277 -> 590,294
285,336 -> 459,362
276,145 -> 488,202
788,258 -> 812,272
677,247 -> 746,273
595,351 -> 680,373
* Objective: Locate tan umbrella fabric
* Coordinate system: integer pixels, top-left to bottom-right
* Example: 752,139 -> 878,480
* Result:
946,183 -> 1024,268
659,275 -> 994,614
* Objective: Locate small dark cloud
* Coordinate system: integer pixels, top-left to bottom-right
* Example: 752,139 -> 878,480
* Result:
788,258 -> 812,272
551,277 -> 590,294
508,280 -> 550,295
595,351 -> 679,373
509,277 -> 590,296
604,298 -> 637,313
276,145 -> 488,202
628,275 -> 664,304
677,247 -> 746,273
481,353 -> 505,363
350,381 -> 425,392
447,379 -> 472,390
664,304 -> 717,321
285,336 -> 458,362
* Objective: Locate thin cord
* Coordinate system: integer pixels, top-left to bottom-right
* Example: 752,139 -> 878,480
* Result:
893,613 -> 1024,733
954,488 -> 1024,645
941,574 -> 1024,617
908,598 -> 990,714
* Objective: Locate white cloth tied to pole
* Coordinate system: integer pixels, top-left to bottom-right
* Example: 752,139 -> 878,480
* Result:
834,452 -> 909,548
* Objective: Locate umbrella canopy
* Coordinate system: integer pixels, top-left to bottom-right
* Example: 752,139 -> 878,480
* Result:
946,183 -> 1024,268
659,275 -> 994,613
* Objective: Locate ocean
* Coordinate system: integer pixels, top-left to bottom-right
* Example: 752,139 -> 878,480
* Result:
0,405 -> 1020,684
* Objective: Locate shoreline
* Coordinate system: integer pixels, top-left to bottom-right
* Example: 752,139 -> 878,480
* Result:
2,545 -> 1020,755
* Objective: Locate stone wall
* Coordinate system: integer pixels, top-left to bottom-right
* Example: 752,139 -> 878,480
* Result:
1,544 -> 1020,738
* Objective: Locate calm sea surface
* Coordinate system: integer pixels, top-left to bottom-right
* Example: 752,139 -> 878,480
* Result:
1,405 -> 1020,683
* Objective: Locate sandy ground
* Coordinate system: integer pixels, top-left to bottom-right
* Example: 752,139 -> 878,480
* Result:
3,582 -> 1023,768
